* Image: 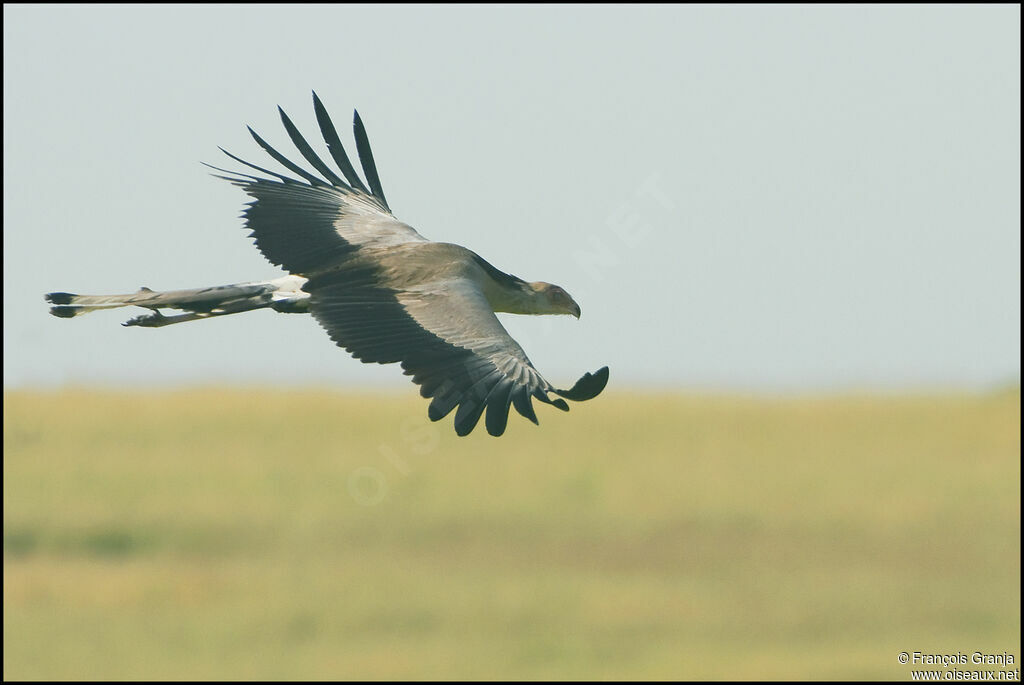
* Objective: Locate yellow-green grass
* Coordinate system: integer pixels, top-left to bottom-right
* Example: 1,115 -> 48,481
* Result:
4,388 -> 1020,680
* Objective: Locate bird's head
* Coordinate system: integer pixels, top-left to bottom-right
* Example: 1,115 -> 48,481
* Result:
528,282 -> 581,318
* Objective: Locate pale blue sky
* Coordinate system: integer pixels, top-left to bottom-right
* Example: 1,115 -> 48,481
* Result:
4,5 -> 1020,391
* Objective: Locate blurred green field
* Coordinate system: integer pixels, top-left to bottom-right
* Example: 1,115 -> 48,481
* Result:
3,388 -> 1020,680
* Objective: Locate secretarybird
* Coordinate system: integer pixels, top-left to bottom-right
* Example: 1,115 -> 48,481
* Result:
45,93 -> 609,436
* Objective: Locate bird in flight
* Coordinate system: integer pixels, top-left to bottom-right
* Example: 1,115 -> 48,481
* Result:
45,92 -> 609,436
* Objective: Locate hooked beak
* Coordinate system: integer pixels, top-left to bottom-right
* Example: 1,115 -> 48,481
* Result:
570,301 -> 581,319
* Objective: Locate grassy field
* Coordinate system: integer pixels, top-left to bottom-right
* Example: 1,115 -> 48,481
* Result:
3,387 -> 1020,680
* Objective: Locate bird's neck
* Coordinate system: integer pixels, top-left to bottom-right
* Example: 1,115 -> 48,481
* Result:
484,280 -> 542,315
469,254 -> 542,315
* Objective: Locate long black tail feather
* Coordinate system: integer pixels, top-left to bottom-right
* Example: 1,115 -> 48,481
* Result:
44,282 -> 284,326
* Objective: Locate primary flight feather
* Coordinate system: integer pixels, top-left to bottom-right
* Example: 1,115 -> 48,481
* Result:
45,92 -> 609,436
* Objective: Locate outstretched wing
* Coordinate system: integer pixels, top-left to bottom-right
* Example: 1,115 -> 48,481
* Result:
208,91 -> 426,276
213,93 -> 609,435
306,250 -> 609,437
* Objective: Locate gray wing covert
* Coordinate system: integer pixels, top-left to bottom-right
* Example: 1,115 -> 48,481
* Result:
305,265 -> 581,436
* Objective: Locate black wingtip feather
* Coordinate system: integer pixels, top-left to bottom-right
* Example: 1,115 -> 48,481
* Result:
511,386 -> 538,425
534,390 -> 570,412
217,146 -> 298,184
553,366 -> 610,402
278,105 -> 349,188
454,398 -> 487,437
247,126 -> 325,186
312,92 -> 369,194
428,389 -> 462,422
484,381 -> 514,437
352,109 -> 390,211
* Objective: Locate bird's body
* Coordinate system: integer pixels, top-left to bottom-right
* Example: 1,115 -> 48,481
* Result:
46,93 -> 608,436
